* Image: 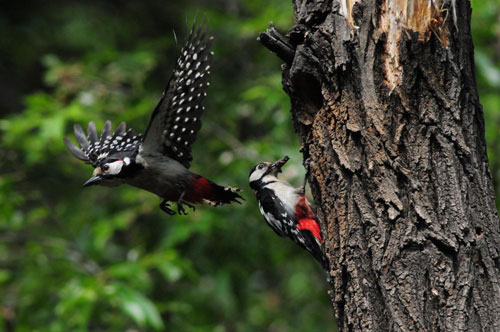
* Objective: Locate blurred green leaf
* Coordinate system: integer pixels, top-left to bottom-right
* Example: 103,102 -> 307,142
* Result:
106,283 -> 164,330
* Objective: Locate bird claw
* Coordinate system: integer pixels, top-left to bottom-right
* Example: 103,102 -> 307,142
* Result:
160,200 -> 176,215
304,158 -> 312,173
297,185 -> 306,195
301,157 -> 313,193
177,199 -> 195,215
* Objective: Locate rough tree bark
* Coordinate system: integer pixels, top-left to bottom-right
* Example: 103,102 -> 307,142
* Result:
260,0 -> 500,331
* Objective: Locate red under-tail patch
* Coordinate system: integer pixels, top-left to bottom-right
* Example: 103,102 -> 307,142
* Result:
295,195 -> 322,242
183,174 -> 242,206
297,218 -> 322,243
183,175 -> 214,203
295,195 -> 316,220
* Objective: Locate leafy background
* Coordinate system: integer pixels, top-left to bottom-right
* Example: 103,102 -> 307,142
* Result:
0,0 -> 498,331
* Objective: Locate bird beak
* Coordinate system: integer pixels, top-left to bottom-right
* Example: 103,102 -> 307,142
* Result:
270,156 -> 289,175
83,176 -> 102,187
83,167 -> 103,187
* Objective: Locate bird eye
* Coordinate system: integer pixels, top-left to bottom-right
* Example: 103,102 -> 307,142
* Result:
102,164 -> 110,171
258,164 -> 264,170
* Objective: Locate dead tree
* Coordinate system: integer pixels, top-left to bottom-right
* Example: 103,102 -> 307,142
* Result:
260,0 -> 500,331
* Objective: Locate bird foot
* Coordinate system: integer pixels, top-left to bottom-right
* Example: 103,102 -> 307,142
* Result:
299,157 -> 312,195
304,158 -> 312,173
177,199 -> 196,215
297,185 -> 306,195
160,200 -> 176,215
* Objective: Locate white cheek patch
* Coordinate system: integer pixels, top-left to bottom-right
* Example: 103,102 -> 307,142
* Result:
105,160 -> 124,175
261,175 -> 278,183
249,168 -> 267,183
123,157 -> 131,165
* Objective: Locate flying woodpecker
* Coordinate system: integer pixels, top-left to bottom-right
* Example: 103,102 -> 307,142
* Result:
64,18 -> 243,215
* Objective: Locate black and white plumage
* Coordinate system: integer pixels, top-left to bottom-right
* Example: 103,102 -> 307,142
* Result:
249,156 -> 328,269
64,121 -> 141,167
142,18 -> 213,168
64,18 -> 243,215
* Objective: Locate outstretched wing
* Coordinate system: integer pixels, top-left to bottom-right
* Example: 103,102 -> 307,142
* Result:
141,17 -> 213,169
64,121 -> 142,167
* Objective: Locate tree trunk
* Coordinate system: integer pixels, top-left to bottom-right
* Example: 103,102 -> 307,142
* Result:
261,0 -> 500,331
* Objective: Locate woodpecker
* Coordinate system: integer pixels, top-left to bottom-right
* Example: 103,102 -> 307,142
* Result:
249,156 -> 328,269
64,18 -> 243,215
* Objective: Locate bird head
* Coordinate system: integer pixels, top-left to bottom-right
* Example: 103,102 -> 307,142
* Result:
248,156 -> 289,189
83,154 -> 136,187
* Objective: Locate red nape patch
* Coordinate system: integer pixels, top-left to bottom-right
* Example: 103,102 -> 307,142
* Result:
297,218 -> 323,243
183,175 -> 214,203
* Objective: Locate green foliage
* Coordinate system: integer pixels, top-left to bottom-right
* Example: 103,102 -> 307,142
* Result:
0,1 -> 333,331
1,0 -> 499,331
471,0 -> 500,209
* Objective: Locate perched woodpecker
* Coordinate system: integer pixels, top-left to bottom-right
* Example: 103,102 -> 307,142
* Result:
249,156 -> 328,269
64,18 -> 243,215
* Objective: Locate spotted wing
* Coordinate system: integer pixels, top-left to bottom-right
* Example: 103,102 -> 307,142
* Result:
64,120 -> 142,167
141,18 -> 213,168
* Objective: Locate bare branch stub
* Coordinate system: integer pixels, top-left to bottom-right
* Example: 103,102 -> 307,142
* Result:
258,22 -> 295,65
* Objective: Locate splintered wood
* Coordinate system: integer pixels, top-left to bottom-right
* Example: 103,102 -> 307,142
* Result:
340,0 -> 454,91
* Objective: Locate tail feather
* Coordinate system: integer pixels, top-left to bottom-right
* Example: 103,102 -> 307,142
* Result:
185,175 -> 244,206
297,228 -> 329,270
204,184 -> 244,206
297,218 -> 329,270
